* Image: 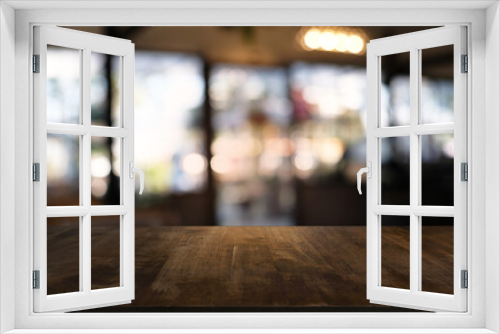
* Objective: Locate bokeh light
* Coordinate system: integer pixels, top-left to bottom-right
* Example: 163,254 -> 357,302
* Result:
298,27 -> 367,55
304,29 -> 322,50
320,31 -> 337,51
181,153 -> 207,175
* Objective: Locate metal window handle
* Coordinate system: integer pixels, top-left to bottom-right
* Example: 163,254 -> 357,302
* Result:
357,162 -> 372,195
129,162 -> 144,195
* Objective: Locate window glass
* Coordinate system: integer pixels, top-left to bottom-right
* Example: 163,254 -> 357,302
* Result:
91,137 -> 121,205
46,45 -> 80,124
381,215 -> 410,290
421,133 -> 454,206
380,52 -> 410,127
47,134 -> 80,206
421,45 -> 454,124
381,137 -> 410,205
47,217 -> 80,294
91,215 -> 121,290
91,52 -> 121,127
421,216 -> 454,294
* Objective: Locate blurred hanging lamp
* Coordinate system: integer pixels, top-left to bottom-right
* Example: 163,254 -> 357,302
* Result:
297,27 -> 368,55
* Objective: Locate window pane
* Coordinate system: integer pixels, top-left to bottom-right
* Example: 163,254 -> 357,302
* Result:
91,215 -> 120,290
381,215 -> 410,290
91,52 -> 121,127
381,137 -> 410,205
421,45 -> 454,124
47,45 -> 80,124
47,134 -> 79,206
421,133 -> 454,206
47,217 -> 80,294
380,52 -> 410,127
91,136 -> 121,205
421,216 -> 454,294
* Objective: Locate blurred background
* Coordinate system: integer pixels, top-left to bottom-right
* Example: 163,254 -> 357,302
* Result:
47,26 -> 454,227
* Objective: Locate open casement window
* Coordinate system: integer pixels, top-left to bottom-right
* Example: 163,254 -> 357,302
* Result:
364,26 -> 467,312
33,26 -> 140,312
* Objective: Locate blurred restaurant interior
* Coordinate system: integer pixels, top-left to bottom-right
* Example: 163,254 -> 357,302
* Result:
46,26 -> 455,311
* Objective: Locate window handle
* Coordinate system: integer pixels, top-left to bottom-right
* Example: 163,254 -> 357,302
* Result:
129,162 -> 144,195
357,162 -> 371,195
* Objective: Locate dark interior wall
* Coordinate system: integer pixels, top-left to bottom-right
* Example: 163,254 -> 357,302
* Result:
65,26 -> 437,67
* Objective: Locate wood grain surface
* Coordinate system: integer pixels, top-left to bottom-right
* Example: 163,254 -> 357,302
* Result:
46,226 -> 453,312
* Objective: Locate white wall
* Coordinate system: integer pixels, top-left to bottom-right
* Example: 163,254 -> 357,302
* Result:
486,2 -> 500,333
0,2 -> 16,333
4,3 -> 496,332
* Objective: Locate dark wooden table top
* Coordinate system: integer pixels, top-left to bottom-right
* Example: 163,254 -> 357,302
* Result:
47,226 -> 453,312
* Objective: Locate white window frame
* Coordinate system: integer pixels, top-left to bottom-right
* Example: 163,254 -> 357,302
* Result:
0,1 -> 498,333
33,26 -> 136,313
366,26 -> 468,312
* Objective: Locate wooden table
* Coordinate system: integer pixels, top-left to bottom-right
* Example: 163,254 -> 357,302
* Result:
46,226 -> 453,312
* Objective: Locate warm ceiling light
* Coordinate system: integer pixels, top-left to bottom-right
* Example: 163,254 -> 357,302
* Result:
298,27 -> 367,55
304,29 -> 322,50
335,33 -> 348,52
320,31 -> 337,51
347,35 -> 364,54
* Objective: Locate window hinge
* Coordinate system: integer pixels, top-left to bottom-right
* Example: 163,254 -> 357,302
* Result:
33,54 -> 40,73
461,54 -> 468,73
33,270 -> 40,289
33,163 -> 40,182
461,162 -> 468,181
461,270 -> 468,289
